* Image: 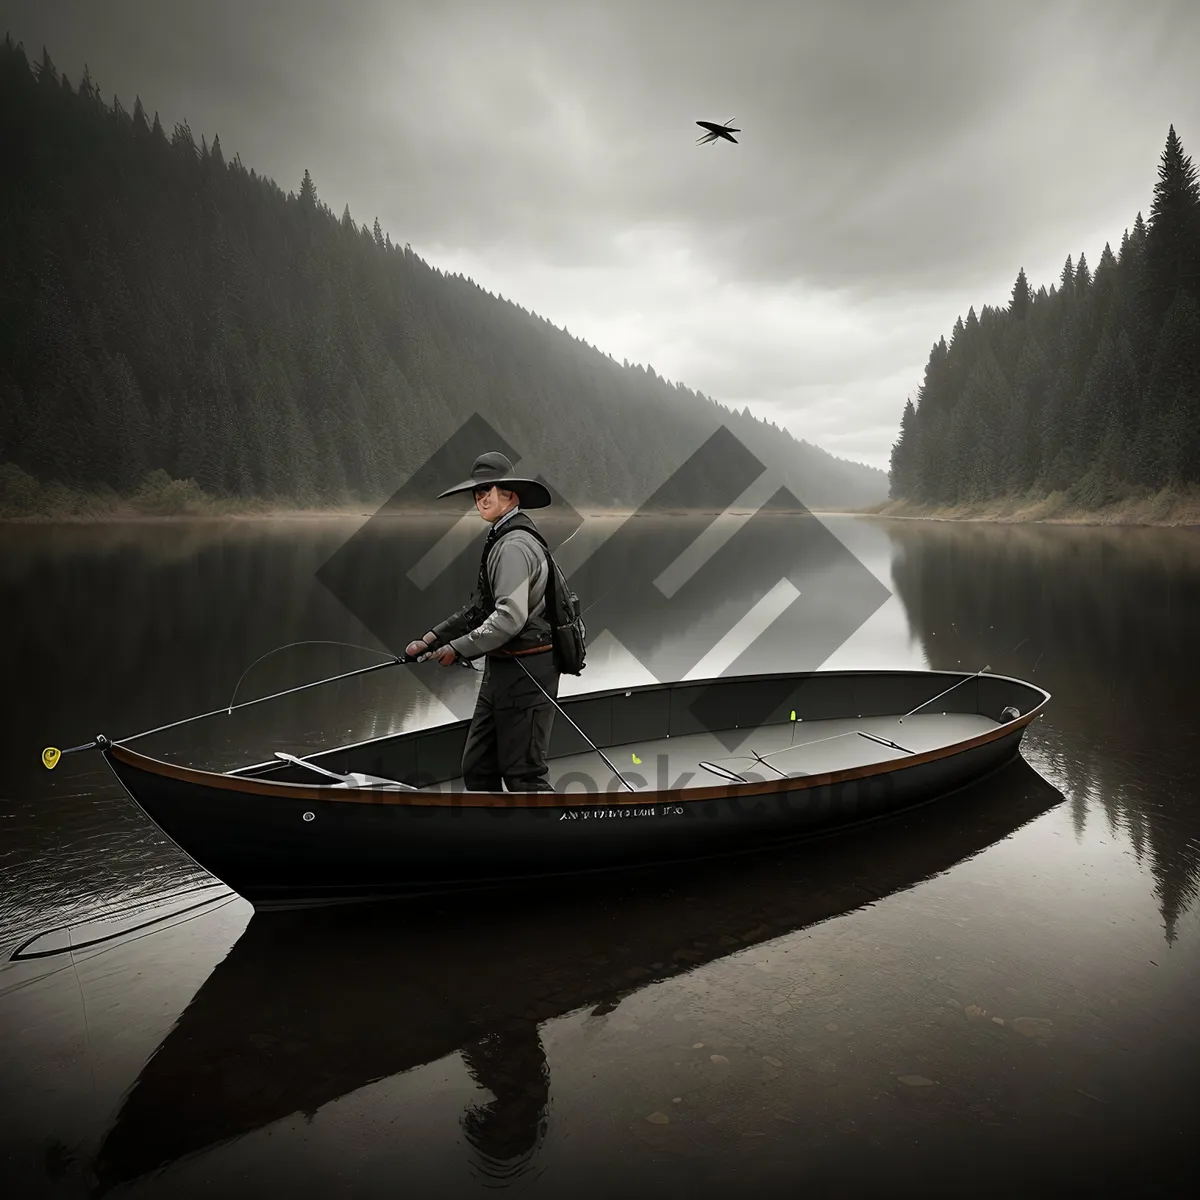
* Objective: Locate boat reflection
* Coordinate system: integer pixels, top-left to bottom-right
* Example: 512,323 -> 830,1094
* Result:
91,757 -> 1062,1194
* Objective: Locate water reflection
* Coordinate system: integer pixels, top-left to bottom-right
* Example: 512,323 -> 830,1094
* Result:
0,513 -> 889,945
87,758 -> 1059,1194
460,1027 -> 551,1184
5,514 -> 1196,954
0,520 -> 431,945
316,498 -> 891,717
882,519 -> 1200,943
7,515 -> 1200,1195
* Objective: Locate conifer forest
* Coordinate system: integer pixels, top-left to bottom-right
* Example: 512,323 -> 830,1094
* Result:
888,126 -> 1200,511
0,39 -> 885,516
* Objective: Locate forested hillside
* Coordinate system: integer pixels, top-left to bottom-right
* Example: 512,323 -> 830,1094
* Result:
0,38 -> 886,516
888,127 -> 1200,512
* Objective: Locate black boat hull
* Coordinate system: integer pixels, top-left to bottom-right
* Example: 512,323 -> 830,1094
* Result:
101,669 -> 1048,909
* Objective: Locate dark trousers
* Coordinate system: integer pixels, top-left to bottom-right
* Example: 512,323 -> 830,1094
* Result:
462,651 -> 560,792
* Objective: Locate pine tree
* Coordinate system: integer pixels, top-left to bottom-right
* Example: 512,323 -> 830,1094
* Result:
1144,126 -> 1200,319
299,168 -> 318,211
888,398 -> 916,498
171,119 -> 197,160
1009,268 -> 1031,319
1074,251 -> 1092,294
34,46 -> 58,87
1059,254 -> 1074,293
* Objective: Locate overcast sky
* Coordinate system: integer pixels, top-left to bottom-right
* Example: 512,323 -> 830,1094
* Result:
7,1 -> 1200,470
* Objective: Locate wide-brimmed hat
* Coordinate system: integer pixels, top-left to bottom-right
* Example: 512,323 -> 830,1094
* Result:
436,451 -> 552,509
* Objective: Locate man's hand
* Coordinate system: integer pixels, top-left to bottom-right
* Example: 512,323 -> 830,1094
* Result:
430,645 -> 458,666
405,633 -> 437,658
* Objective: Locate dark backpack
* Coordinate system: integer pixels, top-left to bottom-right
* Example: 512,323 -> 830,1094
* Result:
525,529 -> 587,676
485,515 -> 587,675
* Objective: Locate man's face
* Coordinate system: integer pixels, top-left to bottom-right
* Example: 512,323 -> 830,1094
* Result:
473,485 -> 516,522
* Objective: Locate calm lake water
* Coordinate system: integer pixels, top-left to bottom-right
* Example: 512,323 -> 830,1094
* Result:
1,512 -> 1198,1197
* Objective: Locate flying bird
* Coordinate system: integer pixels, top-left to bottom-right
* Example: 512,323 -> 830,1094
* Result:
696,119 -> 740,145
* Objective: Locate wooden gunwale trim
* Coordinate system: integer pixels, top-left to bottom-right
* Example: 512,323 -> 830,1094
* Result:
107,703 -> 1045,809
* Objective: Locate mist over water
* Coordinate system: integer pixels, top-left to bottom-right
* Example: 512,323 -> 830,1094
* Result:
1,514 -> 1197,1196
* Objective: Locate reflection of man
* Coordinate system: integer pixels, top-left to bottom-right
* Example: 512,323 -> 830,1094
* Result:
405,452 -> 560,792
459,1024 -> 551,1183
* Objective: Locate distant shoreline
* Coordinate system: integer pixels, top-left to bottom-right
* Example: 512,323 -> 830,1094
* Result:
9,489 -> 1199,528
4,503 -> 1199,527
859,490 -> 1200,529
0,505 -> 866,525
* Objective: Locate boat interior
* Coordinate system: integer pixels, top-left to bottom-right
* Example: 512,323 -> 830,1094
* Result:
233,670 -> 1047,796
438,710 -> 1000,794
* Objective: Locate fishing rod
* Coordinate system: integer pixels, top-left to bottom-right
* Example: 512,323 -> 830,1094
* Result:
513,656 -> 636,793
503,576 -> 636,792
41,576 -> 619,772
39,641 -> 473,770
899,664 -> 990,721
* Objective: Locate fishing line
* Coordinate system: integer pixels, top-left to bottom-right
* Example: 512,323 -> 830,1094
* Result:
43,585 -> 602,766
66,926 -> 98,1102
79,894 -> 240,957
43,654 -> 418,764
9,888 -> 235,961
9,879 -> 226,955
224,639 -> 399,712
899,665 -> 990,720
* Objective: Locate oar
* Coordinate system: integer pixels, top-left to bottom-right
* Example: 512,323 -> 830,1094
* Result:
699,760 -> 751,784
272,751 -> 419,791
273,751 -> 352,782
856,730 -> 913,754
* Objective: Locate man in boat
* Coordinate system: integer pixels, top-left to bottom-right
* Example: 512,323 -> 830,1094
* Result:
405,452 -> 559,792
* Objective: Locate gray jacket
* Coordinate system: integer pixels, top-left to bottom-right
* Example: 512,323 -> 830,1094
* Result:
433,510 -> 552,658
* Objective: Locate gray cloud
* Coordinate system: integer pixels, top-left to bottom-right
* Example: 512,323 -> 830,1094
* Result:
6,0 -> 1199,469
